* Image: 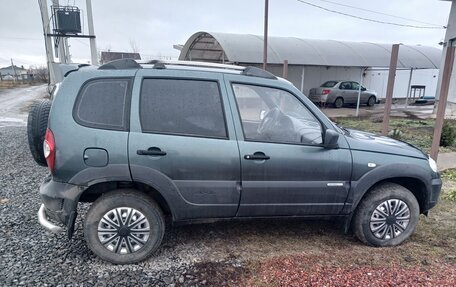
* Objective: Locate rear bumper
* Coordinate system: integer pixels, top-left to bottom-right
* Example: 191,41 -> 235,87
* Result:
39,176 -> 85,235
309,95 -> 324,103
38,204 -> 63,233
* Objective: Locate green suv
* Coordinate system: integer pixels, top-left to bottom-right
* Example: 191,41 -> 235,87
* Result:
28,59 -> 442,264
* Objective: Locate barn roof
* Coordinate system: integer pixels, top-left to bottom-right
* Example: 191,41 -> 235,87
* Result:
179,32 -> 441,69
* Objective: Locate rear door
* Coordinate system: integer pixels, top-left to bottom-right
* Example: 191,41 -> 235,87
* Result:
128,69 -> 241,220
340,81 -> 357,104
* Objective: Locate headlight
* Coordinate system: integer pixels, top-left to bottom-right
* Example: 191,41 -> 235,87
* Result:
428,157 -> 438,173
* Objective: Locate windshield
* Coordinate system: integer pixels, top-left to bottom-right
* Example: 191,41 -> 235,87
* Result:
321,81 -> 338,88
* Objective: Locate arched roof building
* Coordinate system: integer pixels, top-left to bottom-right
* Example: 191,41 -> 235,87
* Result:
179,32 -> 441,69
179,32 -> 441,99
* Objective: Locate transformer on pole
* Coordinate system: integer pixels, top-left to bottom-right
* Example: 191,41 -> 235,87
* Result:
38,0 -> 98,88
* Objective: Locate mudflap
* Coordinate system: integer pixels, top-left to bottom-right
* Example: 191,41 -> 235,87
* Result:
67,211 -> 77,239
338,213 -> 354,234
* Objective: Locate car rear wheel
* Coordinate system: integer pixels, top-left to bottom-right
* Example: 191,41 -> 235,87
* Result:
353,183 -> 419,247
334,97 -> 344,108
27,99 -> 52,166
84,189 -> 165,264
367,96 -> 376,107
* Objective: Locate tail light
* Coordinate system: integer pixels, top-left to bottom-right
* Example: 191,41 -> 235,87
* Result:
44,128 -> 55,172
322,89 -> 331,95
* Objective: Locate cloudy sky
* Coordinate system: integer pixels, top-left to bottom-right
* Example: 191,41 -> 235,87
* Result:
0,0 -> 452,68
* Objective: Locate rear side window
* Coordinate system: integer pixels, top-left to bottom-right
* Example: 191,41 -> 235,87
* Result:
321,81 -> 337,88
140,79 -> 227,138
73,78 -> 131,131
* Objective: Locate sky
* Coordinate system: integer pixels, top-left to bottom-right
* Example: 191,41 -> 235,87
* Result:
0,0 -> 452,68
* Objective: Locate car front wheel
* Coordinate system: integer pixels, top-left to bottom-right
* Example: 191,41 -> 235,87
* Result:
353,183 -> 419,247
367,96 -> 376,107
84,189 -> 165,264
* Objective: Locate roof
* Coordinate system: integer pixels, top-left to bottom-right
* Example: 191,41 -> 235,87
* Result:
100,51 -> 141,64
0,65 -> 27,72
179,32 -> 442,69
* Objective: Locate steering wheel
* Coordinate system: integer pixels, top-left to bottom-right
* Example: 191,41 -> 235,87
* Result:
257,108 -> 281,135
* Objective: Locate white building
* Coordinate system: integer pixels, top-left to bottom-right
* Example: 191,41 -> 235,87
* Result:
179,32 -> 441,101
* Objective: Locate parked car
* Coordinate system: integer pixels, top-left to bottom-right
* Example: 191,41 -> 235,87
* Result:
414,95 -> 435,105
309,81 -> 377,108
28,59 -> 441,264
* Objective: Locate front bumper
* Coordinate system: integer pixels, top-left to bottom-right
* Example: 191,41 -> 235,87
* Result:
38,176 -> 85,237
425,177 -> 443,211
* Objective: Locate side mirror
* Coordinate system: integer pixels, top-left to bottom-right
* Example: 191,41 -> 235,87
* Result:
323,129 -> 339,149
361,87 -> 367,91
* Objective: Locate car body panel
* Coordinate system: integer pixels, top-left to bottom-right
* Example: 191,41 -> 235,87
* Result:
49,68 -> 136,184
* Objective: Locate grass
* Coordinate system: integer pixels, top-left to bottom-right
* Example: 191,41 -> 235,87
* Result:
335,117 -> 456,153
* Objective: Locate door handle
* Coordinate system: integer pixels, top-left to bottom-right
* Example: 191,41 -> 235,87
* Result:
244,152 -> 270,160
137,147 -> 167,156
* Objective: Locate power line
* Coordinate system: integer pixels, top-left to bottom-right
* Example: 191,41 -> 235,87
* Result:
0,36 -> 43,41
315,0 -> 445,27
296,0 -> 446,29
73,38 -> 90,47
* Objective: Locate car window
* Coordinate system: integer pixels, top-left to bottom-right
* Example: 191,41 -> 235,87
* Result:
351,82 -> 360,90
321,81 -> 338,88
140,79 -> 227,138
232,83 -> 322,145
73,78 -> 131,130
339,82 -> 351,90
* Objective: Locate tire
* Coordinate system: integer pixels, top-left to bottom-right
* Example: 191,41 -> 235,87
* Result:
353,183 -> 419,247
367,96 -> 376,107
27,99 -> 52,166
334,97 -> 344,108
84,189 -> 165,264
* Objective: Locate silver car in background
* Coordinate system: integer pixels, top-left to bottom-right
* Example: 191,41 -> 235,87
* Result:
309,81 -> 377,108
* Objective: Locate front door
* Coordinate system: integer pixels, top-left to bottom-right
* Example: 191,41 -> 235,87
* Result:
129,70 -> 241,220
226,79 -> 352,216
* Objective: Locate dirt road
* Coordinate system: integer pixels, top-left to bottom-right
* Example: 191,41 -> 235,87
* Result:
0,84 -> 48,127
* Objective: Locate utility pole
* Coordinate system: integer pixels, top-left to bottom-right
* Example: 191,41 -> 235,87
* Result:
263,0 -> 269,70
11,59 -> 17,82
430,45 -> 455,160
381,44 -> 400,135
38,0 -> 57,88
86,0 -> 98,65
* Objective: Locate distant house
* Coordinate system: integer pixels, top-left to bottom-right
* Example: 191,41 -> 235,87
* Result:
0,65 -> 30,80
100,51 -> 141,64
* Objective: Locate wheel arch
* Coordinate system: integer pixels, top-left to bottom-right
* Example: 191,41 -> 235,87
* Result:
367,94 -> 376,104
341,175 -> 428,234
353,177 -> 427,214
78,180 -> 173,218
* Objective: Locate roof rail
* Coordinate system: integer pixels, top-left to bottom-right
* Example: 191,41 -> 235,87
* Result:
241,67 -> 277,79
98,58 -> 142,70
98,59 -> 277,80
142,60 -> 245,71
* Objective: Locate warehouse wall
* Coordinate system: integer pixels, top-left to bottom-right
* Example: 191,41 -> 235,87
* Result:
256,64 -> 362,95
364,68 -> 439,99
244,63 -> 438,100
